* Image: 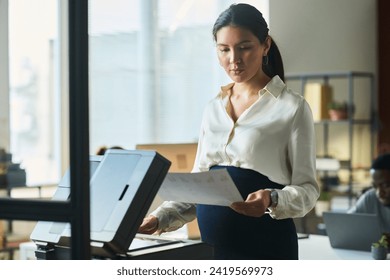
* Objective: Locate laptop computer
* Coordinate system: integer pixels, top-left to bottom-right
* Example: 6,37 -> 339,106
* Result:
322,211 -> 383,251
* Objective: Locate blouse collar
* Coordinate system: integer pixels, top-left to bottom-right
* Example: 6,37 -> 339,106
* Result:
218,75 -> 286,99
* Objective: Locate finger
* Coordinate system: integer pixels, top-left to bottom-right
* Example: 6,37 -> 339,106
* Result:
230,201 -> 245,209
138,224 -> 157,234
138,216 -> 158,234
230,201 -> 266,217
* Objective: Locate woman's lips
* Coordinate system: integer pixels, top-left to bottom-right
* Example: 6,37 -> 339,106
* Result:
230,69 -> 244,75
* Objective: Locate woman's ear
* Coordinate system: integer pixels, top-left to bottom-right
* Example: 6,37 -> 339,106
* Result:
263,36 -> 272,56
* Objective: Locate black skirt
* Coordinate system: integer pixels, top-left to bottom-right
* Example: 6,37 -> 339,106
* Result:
196,166 -> 298,260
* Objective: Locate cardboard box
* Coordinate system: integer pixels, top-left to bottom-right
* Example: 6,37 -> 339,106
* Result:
136,143 -> 201,239
304,83 -> 333,121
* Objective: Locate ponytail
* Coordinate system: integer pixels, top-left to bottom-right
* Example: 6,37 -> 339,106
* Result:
263,38 -> 285,82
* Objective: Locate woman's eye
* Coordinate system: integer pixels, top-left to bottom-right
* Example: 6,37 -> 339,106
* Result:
219,48 -> 229,53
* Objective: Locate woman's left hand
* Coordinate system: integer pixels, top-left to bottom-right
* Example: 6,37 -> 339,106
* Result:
230,189 -> 271,217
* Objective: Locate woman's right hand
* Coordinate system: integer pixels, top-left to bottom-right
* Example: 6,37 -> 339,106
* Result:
138,215 -> 159,235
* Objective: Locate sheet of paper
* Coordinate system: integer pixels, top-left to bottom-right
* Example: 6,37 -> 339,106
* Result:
157,169 -> 243,206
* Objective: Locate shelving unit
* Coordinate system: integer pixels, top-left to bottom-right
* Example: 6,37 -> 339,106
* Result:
285,71 -> 377,206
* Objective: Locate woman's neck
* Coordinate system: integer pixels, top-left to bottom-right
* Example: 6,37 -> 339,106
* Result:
232,74 -> 271,99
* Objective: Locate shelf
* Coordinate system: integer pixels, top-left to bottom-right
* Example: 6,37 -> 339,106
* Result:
314,119 -> 372,125
285,71 -> 374,80
285,71 -> 376,204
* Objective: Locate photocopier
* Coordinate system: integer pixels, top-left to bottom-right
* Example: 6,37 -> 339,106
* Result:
30,149 -> 213,260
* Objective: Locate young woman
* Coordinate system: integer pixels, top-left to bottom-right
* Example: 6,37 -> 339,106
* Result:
139,3 -> 319,260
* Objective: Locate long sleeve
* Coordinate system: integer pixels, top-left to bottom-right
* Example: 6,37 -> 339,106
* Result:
268,100 -> 319,219
149,201 -> 196,233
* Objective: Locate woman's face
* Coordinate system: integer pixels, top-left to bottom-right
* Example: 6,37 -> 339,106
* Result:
215,26 -> 270,84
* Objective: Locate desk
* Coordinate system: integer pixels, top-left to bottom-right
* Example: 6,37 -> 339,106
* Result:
1,184 -> 56,233
299,234 -> 388,260
1,184 -> 43,198
19,235 -> 388,260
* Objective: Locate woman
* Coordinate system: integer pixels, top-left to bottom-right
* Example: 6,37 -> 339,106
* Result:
139,3 -> 319,260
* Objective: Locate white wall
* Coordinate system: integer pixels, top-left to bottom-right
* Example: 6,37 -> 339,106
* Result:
0,0 -> 10,151
269,0 -> 377,180
269,0 -> 376,74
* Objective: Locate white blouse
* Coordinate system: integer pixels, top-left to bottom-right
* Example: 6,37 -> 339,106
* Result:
151,75 -> 319,232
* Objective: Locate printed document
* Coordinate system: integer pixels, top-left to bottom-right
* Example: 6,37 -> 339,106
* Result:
157,168 -> 243,206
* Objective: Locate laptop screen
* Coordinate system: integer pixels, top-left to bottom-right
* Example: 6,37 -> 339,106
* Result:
323,211 -> 382,251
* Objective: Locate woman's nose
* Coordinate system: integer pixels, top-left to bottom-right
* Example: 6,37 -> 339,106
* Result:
230,52 -> 242,64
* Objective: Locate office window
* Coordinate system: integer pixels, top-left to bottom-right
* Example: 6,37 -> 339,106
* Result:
88,0 -> 268,152
6,0 -> 268,186
8,0 -> 60,185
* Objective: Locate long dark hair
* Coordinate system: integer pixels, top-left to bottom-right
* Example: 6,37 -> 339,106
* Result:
212,3 -> 285,82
